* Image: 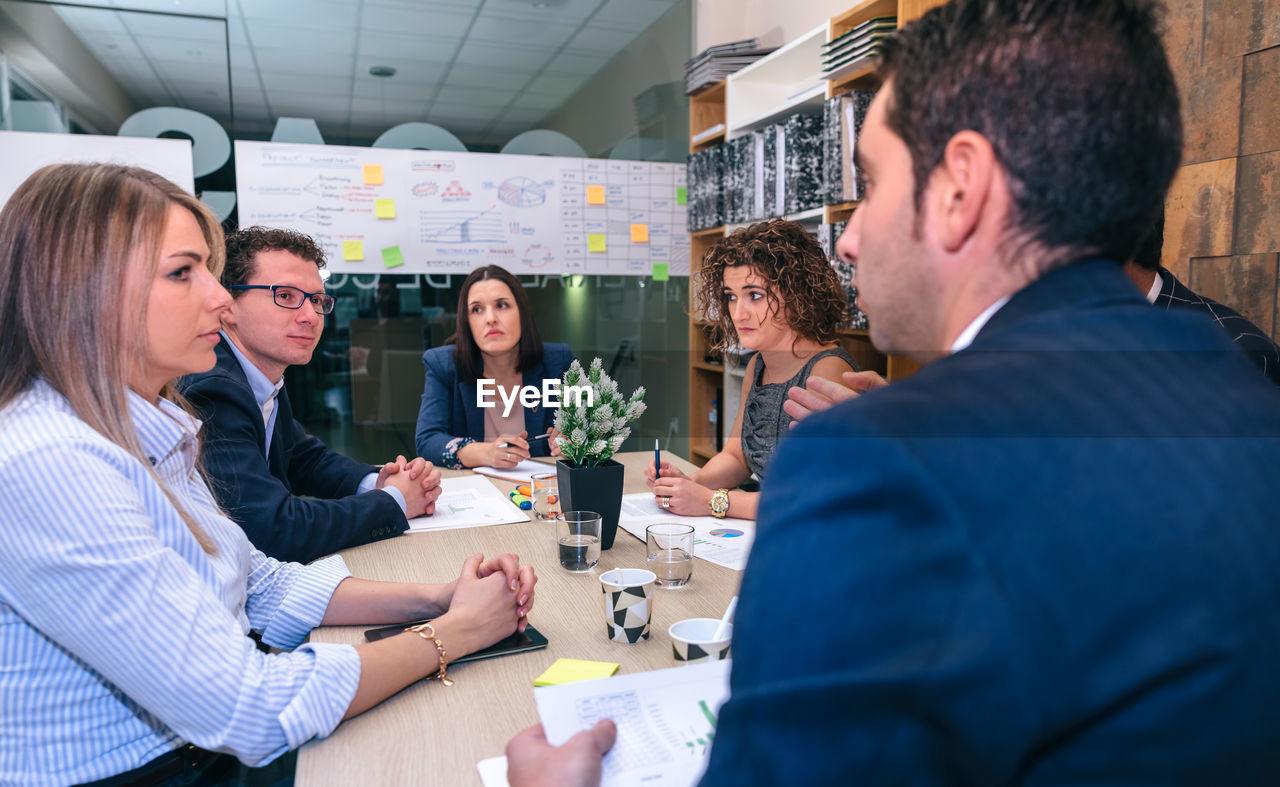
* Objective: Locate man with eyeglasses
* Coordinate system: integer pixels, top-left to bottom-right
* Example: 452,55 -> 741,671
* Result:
180,226 -> 442,563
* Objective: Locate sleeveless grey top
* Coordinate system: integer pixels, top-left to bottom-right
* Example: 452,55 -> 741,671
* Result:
741,347 -> 857,480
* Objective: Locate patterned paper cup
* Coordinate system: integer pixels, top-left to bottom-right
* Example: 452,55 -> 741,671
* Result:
599,568 -> 657,643
669,618 -> 732,665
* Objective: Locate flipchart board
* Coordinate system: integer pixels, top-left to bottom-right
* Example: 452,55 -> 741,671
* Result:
234,140 -> 689,278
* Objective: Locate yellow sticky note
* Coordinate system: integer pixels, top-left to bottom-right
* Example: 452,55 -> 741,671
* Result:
375,198 -> 396,219
342,241 -> 364,261
381,246 -> 404,269
630,223 -> 649,243
363,164 -> 383,185
533,658 -> 620,687
587,234 -> 606,252
586,185 -> 605,204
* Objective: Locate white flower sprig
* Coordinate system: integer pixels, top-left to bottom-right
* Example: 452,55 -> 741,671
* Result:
553,357 -> 646,467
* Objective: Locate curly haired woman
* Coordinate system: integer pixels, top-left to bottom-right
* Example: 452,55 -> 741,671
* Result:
647,219 -> 856,520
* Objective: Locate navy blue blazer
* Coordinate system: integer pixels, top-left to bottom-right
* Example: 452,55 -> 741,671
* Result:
415,342 -> 575,466
1155,266 -> 1280,386
704,259 -> 1280,785
180,338 -> 406,563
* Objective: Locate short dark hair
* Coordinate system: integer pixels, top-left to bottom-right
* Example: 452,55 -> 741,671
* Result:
875,0 -> 1182,268
1130,206 -> 1165,272
223,226 -> 327,293
696,219 -> 848,351
453,265 -> 543,381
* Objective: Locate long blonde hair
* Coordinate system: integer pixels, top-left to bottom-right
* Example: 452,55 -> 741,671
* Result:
0,163 -> 224,552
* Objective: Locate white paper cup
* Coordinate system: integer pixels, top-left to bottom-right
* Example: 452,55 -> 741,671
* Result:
669,617 -> 732,665
599,569 -> 657,643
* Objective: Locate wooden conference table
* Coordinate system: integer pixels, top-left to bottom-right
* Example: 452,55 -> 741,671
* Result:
296,451 -> 742,786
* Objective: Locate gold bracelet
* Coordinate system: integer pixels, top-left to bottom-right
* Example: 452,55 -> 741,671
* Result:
405,621 -> 454,686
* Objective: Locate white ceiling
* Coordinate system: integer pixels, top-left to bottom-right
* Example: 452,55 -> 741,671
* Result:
51,0 -> 684,147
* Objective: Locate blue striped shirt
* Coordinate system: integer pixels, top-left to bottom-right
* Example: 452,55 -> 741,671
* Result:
0,380 -> 362,784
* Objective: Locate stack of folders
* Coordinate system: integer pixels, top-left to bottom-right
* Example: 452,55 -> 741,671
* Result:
685,39 -> 778,95
692,112 -> 826,229
822,17 -> 897,82
686,145 -> 725,231
822,90 -> 875,205
818,221 -> 868,330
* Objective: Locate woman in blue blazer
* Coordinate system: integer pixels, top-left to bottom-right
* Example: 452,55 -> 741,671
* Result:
416,265 -> 575,469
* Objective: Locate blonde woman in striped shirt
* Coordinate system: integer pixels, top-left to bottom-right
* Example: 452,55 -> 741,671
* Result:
0,163 -> 536,785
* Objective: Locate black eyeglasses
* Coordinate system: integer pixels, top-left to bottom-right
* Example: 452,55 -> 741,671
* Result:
230,285 -> 336,314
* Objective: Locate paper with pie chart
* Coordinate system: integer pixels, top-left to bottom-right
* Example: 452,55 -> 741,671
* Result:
234,140 -> 687,277
618,494 -> 755,572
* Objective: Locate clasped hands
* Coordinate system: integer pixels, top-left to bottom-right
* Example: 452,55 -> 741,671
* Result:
643,460 -> 710,516
375,455 -> 442,518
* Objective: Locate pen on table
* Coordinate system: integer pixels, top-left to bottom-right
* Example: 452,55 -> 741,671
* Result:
500,432 -> 552,448
654,438 -> 661,479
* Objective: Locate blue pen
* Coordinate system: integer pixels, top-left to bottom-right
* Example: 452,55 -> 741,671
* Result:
654,438 -> 661,479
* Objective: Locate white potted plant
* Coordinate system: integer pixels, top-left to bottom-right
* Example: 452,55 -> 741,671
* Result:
553,358 -> 646,549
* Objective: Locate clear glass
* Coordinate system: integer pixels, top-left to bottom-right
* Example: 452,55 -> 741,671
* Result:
558,510 -> 602,573
646,523 -> 694,587
531,472 -> 560,521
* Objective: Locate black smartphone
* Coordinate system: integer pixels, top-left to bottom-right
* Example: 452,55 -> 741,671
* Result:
363,622 -> 548,665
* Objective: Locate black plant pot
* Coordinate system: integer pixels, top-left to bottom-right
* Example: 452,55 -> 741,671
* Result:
556,459 -> 625,550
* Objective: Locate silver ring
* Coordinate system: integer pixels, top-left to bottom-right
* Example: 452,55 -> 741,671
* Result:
661,497 -> 671,509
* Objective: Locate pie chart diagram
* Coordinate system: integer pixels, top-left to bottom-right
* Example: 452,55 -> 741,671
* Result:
498,176 -> 546,208
709,528 -> 744,538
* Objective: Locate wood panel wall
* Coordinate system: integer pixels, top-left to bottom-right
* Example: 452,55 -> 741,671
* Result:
1162,0 -> 1280,337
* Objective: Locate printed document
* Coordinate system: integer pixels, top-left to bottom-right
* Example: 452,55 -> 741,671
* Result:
407,475 -> 530,532
617,494 -> 754,571
536,660 -> 731,787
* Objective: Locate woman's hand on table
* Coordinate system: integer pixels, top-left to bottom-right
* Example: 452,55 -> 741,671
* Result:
488,432 -> 531,468
644,460 -> 688,489
506,720 -> 616,787
434,554 -> 521,656
434,552 -> 537,632
649,476 -> 711,517
478,552 -> 537,631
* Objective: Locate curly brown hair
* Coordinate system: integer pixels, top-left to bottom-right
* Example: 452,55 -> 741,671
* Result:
695,219 -> 847,352
222,226 -> 326,293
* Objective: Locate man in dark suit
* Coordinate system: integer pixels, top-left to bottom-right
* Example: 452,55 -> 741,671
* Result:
1124,210 -> 1280,386
181,228 -> 441,563
504,0 -> 1280,783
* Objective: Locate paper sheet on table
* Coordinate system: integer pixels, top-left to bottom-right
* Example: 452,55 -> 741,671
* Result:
535,660 -> 731,787
406,475 -> 528,532
472,460 -> 556,484
476,756 -> 510,787
617,494 -> 754,572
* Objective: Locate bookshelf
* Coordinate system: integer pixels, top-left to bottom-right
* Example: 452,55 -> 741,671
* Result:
686,0 -> 946,459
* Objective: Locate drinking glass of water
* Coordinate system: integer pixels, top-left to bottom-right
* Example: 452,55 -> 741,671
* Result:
646,523 -> 694,587
558,511 -> 602,573
531,472 -> 560,521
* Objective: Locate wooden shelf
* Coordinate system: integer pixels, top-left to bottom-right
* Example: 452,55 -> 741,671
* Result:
825,201 -> 859,224
693,362 -> 725,373
726,24 -> 827,134
691,225 -> 726,238
689,80 -> 726,153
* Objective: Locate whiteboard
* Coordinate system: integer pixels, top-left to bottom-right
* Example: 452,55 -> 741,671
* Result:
0,131 -> 195,210
234,140 -> 689,277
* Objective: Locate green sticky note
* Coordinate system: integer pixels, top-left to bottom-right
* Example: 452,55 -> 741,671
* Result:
587,233 -> 606,253
652,262 -> 670,281
342,241 -> 364,261
375,198 -> 396,219
533,658 -> 620,687
381,245 -> 404,269
676,186 -> 688,205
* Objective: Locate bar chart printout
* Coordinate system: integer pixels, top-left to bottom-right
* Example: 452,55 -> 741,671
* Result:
534,660 -> 731,787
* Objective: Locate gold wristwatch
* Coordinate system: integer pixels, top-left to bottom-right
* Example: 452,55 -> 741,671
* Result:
709,488 -> 730,518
